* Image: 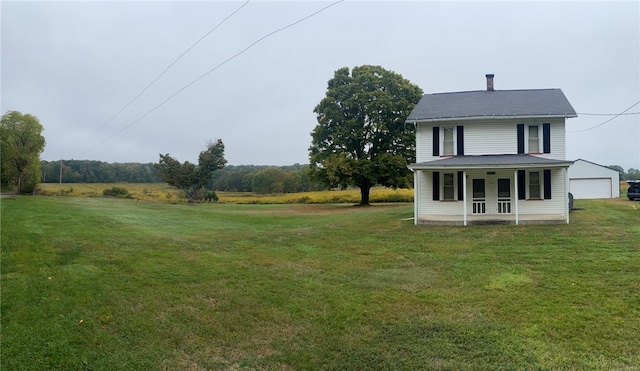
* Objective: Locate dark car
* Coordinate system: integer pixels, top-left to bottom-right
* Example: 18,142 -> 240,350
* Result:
627,180 -> 640,201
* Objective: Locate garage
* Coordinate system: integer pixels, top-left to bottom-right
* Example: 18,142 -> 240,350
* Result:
570,178 -> 615,199
568,159 -> 620,199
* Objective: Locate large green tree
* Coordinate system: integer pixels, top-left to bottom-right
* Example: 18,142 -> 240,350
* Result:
154,139 -> 227,202
1,111 -> 46,193
309,65 -> 423,205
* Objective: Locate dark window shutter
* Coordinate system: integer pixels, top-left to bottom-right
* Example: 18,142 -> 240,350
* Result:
432,127 -> 440,156
518,170 -> 526,200
517,124 -> 525,154
432,172 -> 440,201
544,169 -> 552,199
456,126 -> 464,155
457,171 -> 464,200
543,123 -> 551,153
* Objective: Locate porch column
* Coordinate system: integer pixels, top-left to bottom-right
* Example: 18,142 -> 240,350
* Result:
565,167 -> 570,224
463,170 -> 467,226
413,170 -> 419,225
514,169 -> 519,225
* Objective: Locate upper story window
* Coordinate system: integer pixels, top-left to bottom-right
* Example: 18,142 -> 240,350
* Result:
443,127 -> 455,156
518,123 -> 551,154
528,125 -> 540,153
433,126 -> 464,157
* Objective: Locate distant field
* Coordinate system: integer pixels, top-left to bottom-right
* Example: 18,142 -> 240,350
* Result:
2,196 -> 639,369
38,181 -> 632,203
38,183 -> 414,204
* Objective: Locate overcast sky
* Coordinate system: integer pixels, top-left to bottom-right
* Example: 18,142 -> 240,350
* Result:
2,1 -> 639,170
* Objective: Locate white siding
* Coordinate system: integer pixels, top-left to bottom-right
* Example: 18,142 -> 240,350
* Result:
464,121 -> 517,155
416,170 -> 429,216
416,168 -> 568,220
517,168 -> 566,215
415,124 -> 431,162
548,120 -> 566,160
416,171 -> 463,216
415,118 -> 567,161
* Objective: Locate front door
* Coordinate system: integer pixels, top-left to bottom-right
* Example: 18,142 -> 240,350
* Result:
497,178 -> 512,214
472,179 -> 486,214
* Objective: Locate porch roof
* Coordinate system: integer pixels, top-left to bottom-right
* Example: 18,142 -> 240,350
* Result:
408,154 -> 574,170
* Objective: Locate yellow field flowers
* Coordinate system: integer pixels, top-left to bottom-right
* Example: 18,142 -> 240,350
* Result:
38,183 -> 413,204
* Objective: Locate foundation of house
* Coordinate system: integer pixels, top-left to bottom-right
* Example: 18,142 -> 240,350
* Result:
416,214 -> 567,226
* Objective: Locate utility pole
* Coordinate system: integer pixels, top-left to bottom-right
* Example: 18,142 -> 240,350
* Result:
59,160 -> 63,194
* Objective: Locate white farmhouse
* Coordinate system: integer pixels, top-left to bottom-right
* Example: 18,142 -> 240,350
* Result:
407,74 -> 577,225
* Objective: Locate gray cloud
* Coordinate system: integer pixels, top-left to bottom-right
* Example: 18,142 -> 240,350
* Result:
2,1 -> 638,170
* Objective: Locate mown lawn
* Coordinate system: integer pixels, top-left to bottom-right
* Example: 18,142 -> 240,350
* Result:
1,196 -> 639,370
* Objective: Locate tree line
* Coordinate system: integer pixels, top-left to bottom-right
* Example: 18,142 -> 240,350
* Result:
41,160 -> 160,184
40,159 -> 324,193
607,165 -> 640,181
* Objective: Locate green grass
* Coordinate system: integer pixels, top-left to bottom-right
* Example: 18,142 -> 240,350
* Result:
2,196 -> 639,370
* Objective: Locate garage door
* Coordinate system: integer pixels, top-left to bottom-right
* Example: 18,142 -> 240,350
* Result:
570,178 -> 612,199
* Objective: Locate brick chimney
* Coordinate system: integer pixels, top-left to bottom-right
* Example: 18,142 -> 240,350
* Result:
486,74 -> 495,91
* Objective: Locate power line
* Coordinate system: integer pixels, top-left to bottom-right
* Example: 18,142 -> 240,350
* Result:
82,0 -> 344,155
569,100 -> 640,133
70,0 -> 250,156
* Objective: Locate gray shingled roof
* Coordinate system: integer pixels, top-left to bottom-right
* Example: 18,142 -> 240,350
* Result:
409,154 -> 574,170
407,89 -> 577,122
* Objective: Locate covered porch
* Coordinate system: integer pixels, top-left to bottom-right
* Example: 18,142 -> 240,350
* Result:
409,154 -> 574,226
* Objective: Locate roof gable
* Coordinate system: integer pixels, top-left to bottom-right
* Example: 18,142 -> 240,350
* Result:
407,89 -> 577,122
569,159 -> 621,177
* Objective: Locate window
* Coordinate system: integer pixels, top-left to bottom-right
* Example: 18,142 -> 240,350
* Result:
528,125 -> 539,153
529,171 -> 541,199
443,127 -> 454,156
433,126 -> 464,156
518,170 -> 551,200
443,173 -> 455,200
518,123 -> 550,154
433,171 -> 464,201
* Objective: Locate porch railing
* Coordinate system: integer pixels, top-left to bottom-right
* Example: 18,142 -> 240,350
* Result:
497,198 -> 512,214
472,198 -> 486,214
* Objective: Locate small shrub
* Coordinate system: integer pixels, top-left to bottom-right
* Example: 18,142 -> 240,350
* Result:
58,187 -> 74,196
203,190 -> 219,202
102,186 -> 130,198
